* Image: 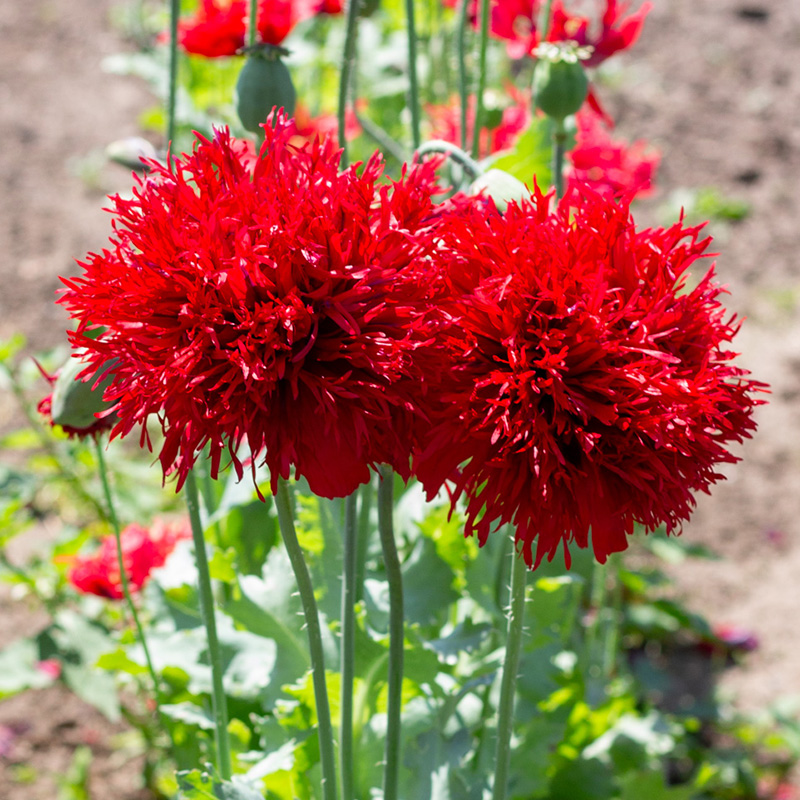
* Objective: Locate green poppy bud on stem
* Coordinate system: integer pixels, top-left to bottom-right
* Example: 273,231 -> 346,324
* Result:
532,41 -> 591,122
50,356 -> 118,431
235,45 -> 297,134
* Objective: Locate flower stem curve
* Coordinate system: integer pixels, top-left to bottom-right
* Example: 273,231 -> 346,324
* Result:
415,139 -> 483,179
184,470 -> 233,781
274,477 -> 339,800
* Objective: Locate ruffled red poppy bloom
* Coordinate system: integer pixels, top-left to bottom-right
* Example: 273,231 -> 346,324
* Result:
567,107 -> 659,197
489,0 -> 651,64
60,114 -> 446,499
414,186 -> 764,568
69,519 -> 191,599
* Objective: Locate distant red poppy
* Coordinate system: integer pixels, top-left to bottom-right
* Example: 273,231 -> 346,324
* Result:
449,0 -> 652,64
177,0 -> 341,57
69,519 -> 191,599
567,106 -> 659,197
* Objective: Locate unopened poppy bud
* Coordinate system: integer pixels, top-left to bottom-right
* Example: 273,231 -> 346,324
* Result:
470,169 -> 530,213
105,137 -> 159,170
532,41 -> 591,122
235,45 -> 297,133
50,357 -> 118,431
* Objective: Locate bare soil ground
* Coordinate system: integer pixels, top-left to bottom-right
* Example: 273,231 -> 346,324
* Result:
1,0 -> 800,797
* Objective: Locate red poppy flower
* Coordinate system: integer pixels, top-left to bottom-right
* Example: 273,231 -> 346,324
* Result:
69,519 -> 191,599
60,113 -> 446,499
178,0 -> 249,57
177,0 -> 341,57
487,0 -> 651,64
567,107 -> 659,197
414,186 -> 764,568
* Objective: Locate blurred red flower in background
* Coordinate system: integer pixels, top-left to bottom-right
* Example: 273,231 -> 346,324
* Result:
60,113 -> 447,499
414,186 -> 764,568
426,89 -> 530,159
450,0 -> 651,64
69,519 -> 190,599
567,107 -> 659,197
177,0 -> 342,57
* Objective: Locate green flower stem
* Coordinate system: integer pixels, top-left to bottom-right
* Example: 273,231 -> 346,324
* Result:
492,538 -> 528,800
415,139 -> 483,179
537,0 -> 553,39
456,0 -> 470,151
377,465 -> 403,800
471,0 -> 491,159
356,114 -> 409,164
274,478 -> 338,800
355,477 -> 374,604
584,558 -> 608,670
338,0 -> 361,168
403,0 -> 421,149
248,0 -> 258,47
184,470 -> 233,781
602,556 -> 622,678
553,118 -> 567,199
167,0 -> 179,147
339,493 -> 359,800
94,439 -> 162,716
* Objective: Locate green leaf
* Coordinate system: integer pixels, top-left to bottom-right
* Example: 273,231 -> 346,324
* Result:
223,562 -> 310,682
209,548 -> 238,584
176,768 -> 265,800
549,757 -> 615,800
0,638 -> 57,698
490,116 -> 557,188
619,770 -> 695,800
402,537 -> 459,628
161,703 -> 216,731
95,648 -> 149,676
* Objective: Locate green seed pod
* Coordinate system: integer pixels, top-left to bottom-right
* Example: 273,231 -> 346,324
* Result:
50,357 -> 118,431
532,41 -> 590,122
235,49 -> 297,134
470,169 -> 531,213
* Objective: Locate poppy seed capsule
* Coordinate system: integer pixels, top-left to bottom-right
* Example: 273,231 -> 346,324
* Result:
235,51 -> 297,133
50,357 -> 118,431
470,169 -> 530,213
532,42 -> 590,122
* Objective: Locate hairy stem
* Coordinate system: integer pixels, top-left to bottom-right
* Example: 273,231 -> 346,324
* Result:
339,493 -> 359,799
492,538 -> 528,800
275,478 -> 338,800
377,465 -> 404,800
185,470 -> 233,781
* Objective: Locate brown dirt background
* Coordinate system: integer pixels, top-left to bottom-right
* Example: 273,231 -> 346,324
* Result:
1,0 -> 800,797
